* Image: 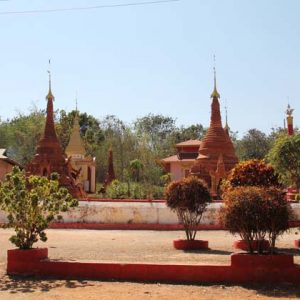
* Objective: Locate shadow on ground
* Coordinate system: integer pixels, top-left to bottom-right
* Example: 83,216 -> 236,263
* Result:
183,249 -> 232,255
276,247 -> 300,256
0,275 -> 94,294
242,283 -> 300,298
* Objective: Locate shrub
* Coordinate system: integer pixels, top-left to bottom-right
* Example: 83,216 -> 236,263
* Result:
222,159 -> 282,194
267,133 -> 300,189
221,186 -> 291,254
0,167 -> 78,249
106,180 -> 164,200
165,176 -> 211,240
295,194 -> 300,203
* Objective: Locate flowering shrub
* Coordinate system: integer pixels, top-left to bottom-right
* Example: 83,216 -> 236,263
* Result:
222,160 -> 281,194
0,167 -> 78,249
221,186 -> 291,254
165,176 -> 211,240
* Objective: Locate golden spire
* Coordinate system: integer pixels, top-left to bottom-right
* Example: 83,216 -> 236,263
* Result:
65,97 -> 86,158
211,56 -> 220,99
46,60 -> 54,100
224,104 -> 229,131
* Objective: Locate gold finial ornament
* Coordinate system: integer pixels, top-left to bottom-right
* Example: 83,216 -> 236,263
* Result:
46,59 -> 54,100
224,104 -> 229,131
286,104 -> 294,117
211,56 -> 220,98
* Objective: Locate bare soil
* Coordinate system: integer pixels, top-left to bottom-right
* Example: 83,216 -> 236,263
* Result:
0,228 -> 299,299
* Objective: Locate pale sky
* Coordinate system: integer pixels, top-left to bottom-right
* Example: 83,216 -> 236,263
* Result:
0,0 -> 299,137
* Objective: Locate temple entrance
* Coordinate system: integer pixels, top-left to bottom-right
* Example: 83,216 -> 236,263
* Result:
87,166 -> 92,193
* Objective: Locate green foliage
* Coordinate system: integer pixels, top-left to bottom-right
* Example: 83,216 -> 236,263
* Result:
222,159 -> 282,194
267,133 -> 300,189
295,194 -> 300,203
0,167 -> 78,249
165,176 -> 211,240
0,107 -> 45,165
106,179 -> 164,200
129,159 -> 144,182
221,186 -> 291,254
235,129 -> 271,160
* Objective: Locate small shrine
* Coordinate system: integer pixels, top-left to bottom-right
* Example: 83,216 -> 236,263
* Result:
0,149 -> 22,181
191,69 -> 238,198
65,111 -> 96,193
161,140 -> 201,181
26,74 -> 85,199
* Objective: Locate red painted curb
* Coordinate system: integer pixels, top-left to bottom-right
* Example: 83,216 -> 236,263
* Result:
7,248 -> 48,261
173,239 -> 209,250
49,223 -> 225,231
233,240 -> 270,252
231,253 -> 294,268
7,250 -> 300,283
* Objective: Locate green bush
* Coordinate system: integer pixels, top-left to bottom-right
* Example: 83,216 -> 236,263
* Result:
165,176 -> 211,241
295,194 -> 300,203
105,180 -> 164,200
0,167 -> 78,249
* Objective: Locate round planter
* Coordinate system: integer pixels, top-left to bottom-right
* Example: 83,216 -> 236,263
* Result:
7,248 -> 48,275
231,253 -> 294,268
294,239 -> 300,248
233,240 -> 270,252
173,239 -> 209,250
7,248 -> 48,262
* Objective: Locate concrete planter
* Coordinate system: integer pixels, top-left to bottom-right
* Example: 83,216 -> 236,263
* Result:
7,248 -> 48,275
173,239 -> 209,250
233,240 -> 270,252
231,253 -> 294,268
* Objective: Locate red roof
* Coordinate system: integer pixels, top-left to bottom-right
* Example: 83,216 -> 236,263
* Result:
161,155 -> 195,163
176,139 -> 201,147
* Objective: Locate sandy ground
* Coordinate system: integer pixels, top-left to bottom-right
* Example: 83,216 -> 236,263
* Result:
0,228 -> 299,299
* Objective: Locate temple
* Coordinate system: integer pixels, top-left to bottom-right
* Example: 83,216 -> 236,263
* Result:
26,74 -> 85,199
161,140 -> 201,181
190,69 -> 238,198
65,111 -> 96,193
162,70 -> 238,198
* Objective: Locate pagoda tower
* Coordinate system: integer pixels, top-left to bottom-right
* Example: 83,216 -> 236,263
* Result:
26,74 -> 85,199
65,110 -> 96,193
104,147 -> 116,187
191,69 -> 238,198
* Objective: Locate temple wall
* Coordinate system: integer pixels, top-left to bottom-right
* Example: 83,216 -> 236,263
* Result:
0,202 -> 299,226
0,160 -> 14,181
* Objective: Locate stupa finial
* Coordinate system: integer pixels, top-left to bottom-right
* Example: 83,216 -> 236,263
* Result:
211,55 -> 220,99
46,59 -> 54,100
75,91 -> 78,112
224,104 -> 229,131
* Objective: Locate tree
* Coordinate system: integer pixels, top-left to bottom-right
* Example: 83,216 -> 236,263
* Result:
165,176 -> 211,241
0,167 -> 78,249
221,186 -> 291,254
235,129 -> 271,161
172,124 -> 206,143
1,107 -> 45,165
222,159 -> 282,193
129,159 -> 144,182
267,133 -> 300,189
134,113 -> 176,153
